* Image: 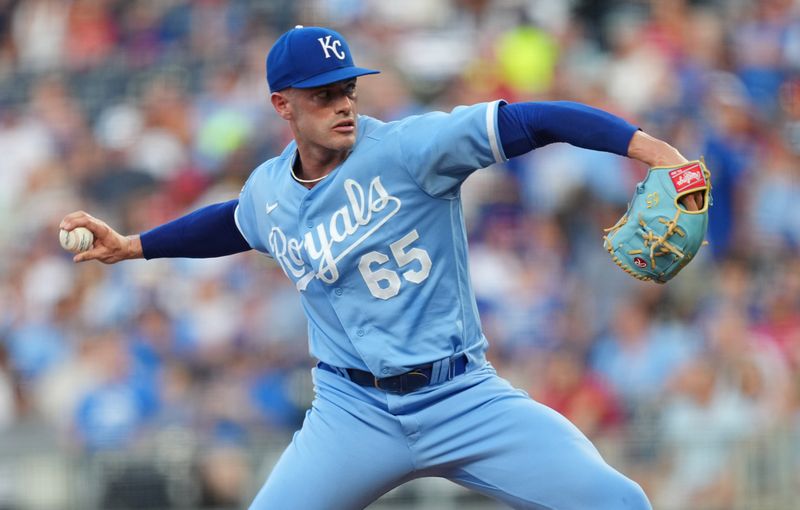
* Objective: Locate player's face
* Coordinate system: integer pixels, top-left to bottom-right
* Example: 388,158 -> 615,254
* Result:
278,79 -> 359,153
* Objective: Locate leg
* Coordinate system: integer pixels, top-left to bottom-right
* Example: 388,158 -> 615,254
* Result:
249,369 -> 414,510
414,369 -> 651,510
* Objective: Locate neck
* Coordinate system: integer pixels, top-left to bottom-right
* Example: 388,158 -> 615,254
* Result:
293,143 -> 349,187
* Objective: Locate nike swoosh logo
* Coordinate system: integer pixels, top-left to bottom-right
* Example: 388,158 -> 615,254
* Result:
266,202 -> 278,214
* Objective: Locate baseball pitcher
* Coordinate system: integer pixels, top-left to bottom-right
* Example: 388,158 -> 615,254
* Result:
60,26 -> 709,510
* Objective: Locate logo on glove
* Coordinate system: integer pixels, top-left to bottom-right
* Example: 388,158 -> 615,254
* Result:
669,163 -> 706,193
633,257 -> 648,268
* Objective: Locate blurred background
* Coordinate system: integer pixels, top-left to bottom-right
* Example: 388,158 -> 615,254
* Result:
1,0 -> 799,508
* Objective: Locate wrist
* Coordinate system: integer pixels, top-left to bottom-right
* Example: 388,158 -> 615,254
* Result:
627,130 -> 687,168
126,235 -> 143,259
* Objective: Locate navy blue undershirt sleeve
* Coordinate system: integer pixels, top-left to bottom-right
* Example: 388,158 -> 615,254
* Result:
140,199 -> 251,259
498,101 -> 638,159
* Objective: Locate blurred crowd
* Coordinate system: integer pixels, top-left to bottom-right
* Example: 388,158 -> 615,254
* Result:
1,0 -> 800,508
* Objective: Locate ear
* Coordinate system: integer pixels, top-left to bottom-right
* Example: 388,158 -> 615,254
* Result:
271,91 -> 292,120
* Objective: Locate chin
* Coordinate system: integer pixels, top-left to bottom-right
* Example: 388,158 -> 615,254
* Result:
331,135 -> 356,152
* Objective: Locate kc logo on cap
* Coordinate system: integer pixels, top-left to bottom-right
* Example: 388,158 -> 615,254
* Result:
267,26 -> 379,92
318,35 -> 346,60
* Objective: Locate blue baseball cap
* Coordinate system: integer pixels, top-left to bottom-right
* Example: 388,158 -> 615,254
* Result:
267,26 -> 380,93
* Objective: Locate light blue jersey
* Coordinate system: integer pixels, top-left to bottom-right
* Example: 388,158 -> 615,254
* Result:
235,101 -> 506,376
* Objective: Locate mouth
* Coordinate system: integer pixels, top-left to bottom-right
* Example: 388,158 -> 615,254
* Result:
332,119 -> 355,134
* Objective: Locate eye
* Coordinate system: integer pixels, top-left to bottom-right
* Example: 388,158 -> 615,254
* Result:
345,84 -> 357,98
315,90 -> 330,101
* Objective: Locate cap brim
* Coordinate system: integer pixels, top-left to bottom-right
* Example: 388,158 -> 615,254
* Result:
292,67 -> 380,89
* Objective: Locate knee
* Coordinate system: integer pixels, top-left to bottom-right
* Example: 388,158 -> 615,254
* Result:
608,478 -> 651,510
558,471 -> 651,510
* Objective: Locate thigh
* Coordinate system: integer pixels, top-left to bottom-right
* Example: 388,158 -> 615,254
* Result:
249,369 -> 414,510
418,371 -> 651,510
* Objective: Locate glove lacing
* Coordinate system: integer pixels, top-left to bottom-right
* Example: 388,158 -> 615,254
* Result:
640,211 -> 686,269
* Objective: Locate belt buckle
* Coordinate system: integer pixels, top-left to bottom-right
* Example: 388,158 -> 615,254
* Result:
402,369 -> 429,394
375,375 -> 403,394
375,369 -> 430,394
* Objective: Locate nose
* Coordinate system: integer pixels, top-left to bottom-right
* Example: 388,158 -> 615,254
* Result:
335,94 -> 353,115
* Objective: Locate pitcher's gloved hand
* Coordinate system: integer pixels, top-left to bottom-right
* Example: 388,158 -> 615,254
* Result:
603,160 -> 712,283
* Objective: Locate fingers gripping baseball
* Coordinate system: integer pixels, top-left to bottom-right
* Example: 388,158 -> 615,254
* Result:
59,211 -> 142,264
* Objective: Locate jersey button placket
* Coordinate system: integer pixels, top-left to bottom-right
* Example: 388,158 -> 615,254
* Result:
298,196 -> 313,230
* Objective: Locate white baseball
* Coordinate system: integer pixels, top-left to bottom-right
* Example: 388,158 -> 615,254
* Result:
59,227 -> 94,253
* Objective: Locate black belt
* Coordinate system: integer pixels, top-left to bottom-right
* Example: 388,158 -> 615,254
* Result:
318,354 -> 469,395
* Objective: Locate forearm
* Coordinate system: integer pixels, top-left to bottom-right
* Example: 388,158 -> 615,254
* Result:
140,199 -> 252,259
498,101 -> 639,158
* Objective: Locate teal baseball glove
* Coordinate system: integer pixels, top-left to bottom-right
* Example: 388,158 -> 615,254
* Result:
603,160 -> 711,284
